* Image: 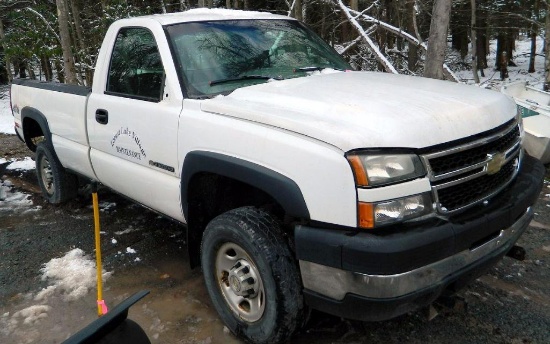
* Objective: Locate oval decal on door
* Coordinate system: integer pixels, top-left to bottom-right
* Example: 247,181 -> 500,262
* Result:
111,126 -> 147,161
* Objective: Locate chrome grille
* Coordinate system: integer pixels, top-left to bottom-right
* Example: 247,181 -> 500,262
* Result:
421,120 -> 521,214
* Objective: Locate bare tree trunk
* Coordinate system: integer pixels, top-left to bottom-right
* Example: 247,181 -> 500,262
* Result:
180,0 -> 187,11
0,19 -> 12,82
226,0 -> 231,8
528,0 -> 539,73
476,7 -> 487,77
70,0 -> 90,85
471,0 -> 480,83
55,59 -> 64,83
406,0 -> 419,72
15,59 -> 26,78
56,0 -> 78,85
545,3 -> 550,90
293,0 -> 303,21
529,30 -> 537,73
26,60 -> 36,80
424,0 -> 451,80
41,56 -> 53,81
160,0 -> 167,13
70,0 -> 85,50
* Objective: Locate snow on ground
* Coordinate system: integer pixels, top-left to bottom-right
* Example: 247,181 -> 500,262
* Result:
4,157 -> 35,171
455,35 -> 545,90
0,249 -> 112,339
114,225 -> 143,235
0,85 -> 14,134
36,248 -> 112,302
0,179 -> 32,208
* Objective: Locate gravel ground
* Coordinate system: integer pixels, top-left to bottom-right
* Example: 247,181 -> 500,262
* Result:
1,133 -> 549,343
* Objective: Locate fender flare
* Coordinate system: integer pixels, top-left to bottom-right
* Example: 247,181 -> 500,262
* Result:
21,106 -> 52,150
181,151 -> 310,221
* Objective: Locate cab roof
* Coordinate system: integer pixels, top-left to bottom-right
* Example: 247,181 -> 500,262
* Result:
128,8 -> 294,26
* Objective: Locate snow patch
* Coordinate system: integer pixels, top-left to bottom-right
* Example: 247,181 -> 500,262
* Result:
126,247 -> 136,254
0,304 -> 50,338
99,201 -> 116,212
37,248 -> 112,302
6,157 -> 35,171
12,305 -> 51,325
115,225 -> 142,235
0,85 -> 15,135
0,179 -> 32,208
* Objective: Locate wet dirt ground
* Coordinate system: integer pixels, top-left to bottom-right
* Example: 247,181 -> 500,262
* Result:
1,133 -> 549,344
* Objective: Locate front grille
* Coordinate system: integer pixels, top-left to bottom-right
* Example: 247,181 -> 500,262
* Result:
422,121 -> 521,214
429,125 -> 519,175
436,158 -> 517,212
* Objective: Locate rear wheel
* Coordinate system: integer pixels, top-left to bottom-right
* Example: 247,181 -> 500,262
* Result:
36,142 -> 78,204
201,207 -> 304,344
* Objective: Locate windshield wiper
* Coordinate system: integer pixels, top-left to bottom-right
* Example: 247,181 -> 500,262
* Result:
210,75 -> 282,87
294,66 -> 344,72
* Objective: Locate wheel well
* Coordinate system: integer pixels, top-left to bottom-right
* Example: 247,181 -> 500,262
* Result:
186,172 -> 287,268
22,117 -> 45,152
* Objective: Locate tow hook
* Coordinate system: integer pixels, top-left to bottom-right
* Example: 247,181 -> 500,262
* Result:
506,245 -> 526,261
426,295 -> 468,321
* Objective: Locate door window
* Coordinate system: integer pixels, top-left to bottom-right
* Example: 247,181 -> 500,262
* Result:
106,27 -> 164,101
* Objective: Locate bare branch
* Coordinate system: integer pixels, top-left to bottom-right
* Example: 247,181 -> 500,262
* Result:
339,36 -> 362,55
25,7 -> 61,44
337,0 -> 398,74
287,0 -> 296,16
345,6 -> 460,82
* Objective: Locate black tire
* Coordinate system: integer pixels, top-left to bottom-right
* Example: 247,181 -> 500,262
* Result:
35,142 -> 78,204
201,207 -> 304,344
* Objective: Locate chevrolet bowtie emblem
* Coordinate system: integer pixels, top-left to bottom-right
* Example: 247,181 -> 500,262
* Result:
486,152 -> 505,175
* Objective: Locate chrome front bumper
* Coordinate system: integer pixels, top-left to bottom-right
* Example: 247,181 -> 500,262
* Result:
299,207 -> 532,301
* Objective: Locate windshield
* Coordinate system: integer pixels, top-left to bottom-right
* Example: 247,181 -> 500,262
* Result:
165,19 -> 351,98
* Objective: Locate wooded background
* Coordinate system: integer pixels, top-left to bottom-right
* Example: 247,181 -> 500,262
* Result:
0,0 -> 547,86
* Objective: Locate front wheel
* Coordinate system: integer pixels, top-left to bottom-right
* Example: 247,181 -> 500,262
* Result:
35,142 -> 78,204
201,207 -> 304,344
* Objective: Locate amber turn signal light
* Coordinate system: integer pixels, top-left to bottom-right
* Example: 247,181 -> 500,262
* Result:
358,202 -> 374,229
347,155 -> 368,186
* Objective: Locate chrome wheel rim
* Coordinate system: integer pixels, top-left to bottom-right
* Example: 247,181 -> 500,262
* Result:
40,155 -> 54,195
215,242 -> 265,322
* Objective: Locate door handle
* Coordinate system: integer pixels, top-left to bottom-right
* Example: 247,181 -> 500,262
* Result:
95,109 -> 109,125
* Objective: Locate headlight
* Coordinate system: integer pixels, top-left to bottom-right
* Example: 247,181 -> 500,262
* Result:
358,193 -> 433,229
347,153 -> 425,187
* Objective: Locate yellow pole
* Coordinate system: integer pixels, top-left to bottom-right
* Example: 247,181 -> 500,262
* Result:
92,182 -> 108,316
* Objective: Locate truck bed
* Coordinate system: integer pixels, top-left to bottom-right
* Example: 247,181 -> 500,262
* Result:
11,79 -> 94,177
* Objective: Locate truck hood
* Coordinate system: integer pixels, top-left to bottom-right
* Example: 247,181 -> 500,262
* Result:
201,72 -> 516,152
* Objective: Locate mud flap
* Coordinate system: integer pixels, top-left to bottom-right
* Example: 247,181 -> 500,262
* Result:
62,290 -> 150,344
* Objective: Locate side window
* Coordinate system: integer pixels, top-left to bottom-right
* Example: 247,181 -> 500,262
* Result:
106,27 -> 164,101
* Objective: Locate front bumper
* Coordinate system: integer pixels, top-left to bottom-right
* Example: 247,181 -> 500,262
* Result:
295,155 -> 544,321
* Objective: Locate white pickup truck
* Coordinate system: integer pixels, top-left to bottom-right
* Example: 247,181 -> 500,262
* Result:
10,8 -> 544,344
